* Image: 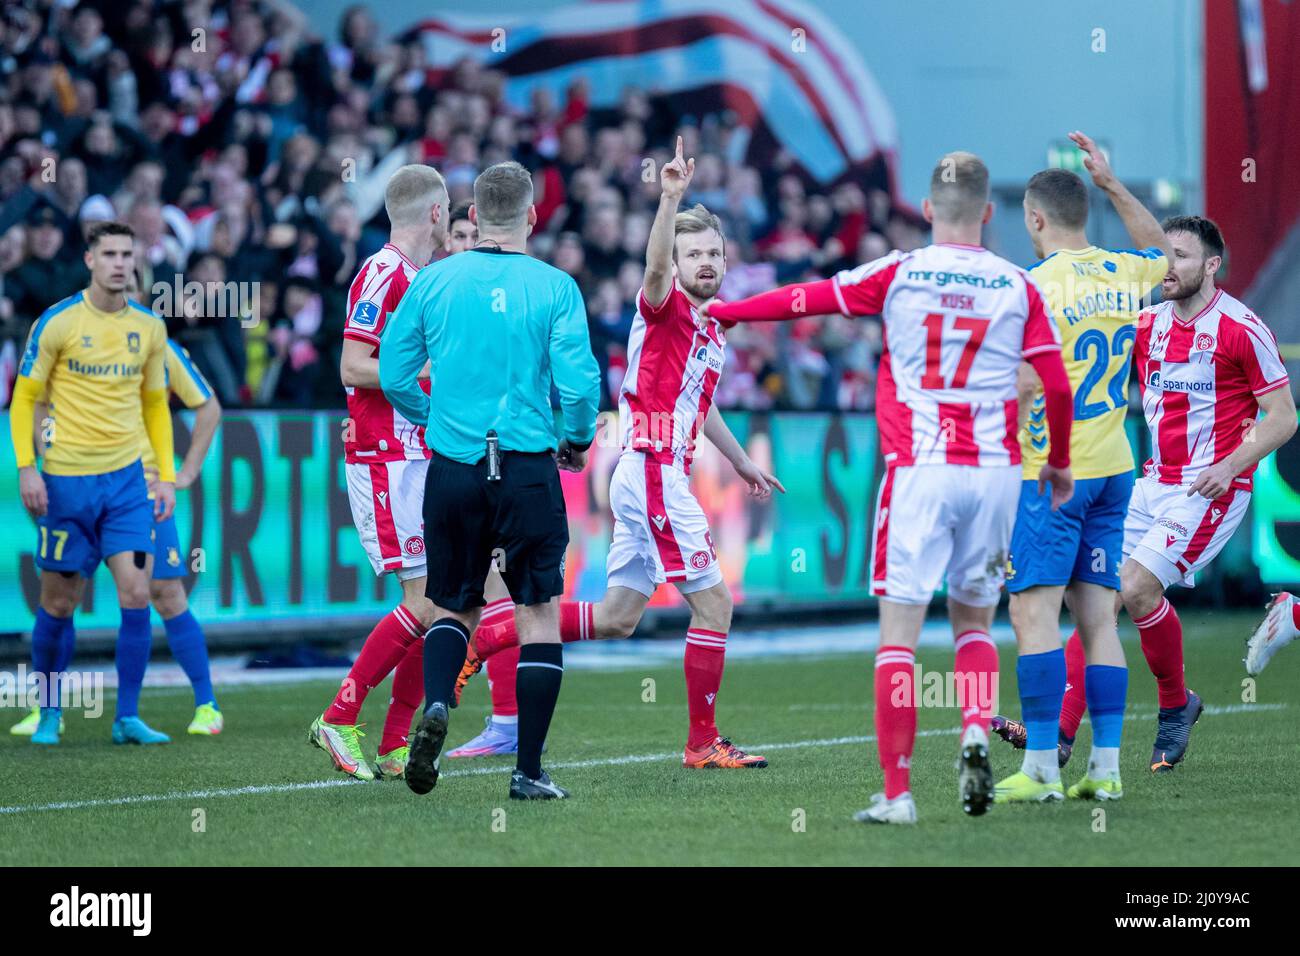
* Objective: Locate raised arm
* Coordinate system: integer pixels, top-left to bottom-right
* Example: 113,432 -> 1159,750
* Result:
704,278 -> 843,324
644,136 -> 694,308
1070,130 -> 1171,259
704,252 -> 901,325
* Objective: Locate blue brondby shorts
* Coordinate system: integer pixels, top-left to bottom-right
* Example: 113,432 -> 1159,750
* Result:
1006,471 -> 1135,593
37,460 -> 154,576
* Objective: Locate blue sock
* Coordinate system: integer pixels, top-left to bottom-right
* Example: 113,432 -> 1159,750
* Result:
115,607 -> 152,719
55,615 -> 76,671
164,610 -> 217,709
1084,664 -> 1128,749
1017,649 -> 1067,753
31,608 -> 66,709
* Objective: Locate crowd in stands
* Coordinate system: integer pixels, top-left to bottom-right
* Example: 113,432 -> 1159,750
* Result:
0,0 -> 927,412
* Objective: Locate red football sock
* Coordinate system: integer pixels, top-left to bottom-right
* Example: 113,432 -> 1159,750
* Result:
381,637 -> 424,754
874,645 -> 917,799
1292,602 -> 1300,630
325,604 -> 424,725
1135,598 -> 1187,709
1059,629 -> 1087,739
560,601 -> 595,642
684,628 -> 727,749
487,644 -> 521,717
953,630 -> 998,735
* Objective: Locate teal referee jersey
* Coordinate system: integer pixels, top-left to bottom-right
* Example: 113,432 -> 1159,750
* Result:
379,247 -> 601,464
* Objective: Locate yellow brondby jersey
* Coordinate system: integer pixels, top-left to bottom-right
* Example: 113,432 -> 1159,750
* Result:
1021,245 -> 1167,480
20,291 -> 169,477
139,341 -> 214,474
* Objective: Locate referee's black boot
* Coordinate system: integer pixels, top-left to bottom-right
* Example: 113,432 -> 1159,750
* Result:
406,702 -> 449,795
509,769 -> 569,800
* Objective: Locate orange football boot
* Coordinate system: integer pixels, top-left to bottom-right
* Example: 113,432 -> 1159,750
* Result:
453,647 -> 483,707
683,736 -> 768,769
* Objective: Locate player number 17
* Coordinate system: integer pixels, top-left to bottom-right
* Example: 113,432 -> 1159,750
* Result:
921,313 -> 990,389
39,527 -> 69,562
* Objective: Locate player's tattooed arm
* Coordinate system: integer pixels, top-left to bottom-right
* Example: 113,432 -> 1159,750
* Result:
1189,386 -> 1298,499
701,403 -> 785,499
644,135 -> 695,308
1069,130 -> 1170,259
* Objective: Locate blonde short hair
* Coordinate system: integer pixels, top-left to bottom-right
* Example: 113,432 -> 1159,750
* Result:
385,164 -> 447,229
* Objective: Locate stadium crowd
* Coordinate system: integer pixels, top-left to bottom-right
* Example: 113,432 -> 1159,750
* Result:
0,0 -> 924,412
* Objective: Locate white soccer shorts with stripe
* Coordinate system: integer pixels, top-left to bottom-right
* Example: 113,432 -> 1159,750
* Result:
345,458 -> 429,580
606,451 -> 723,597
870,462 -> 1020,607
1122,475 -> 1250,589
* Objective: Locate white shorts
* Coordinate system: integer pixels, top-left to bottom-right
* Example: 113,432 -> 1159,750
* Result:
1122,476 -> 1251,589
606,452 -> 723,598
345,458 -> 429,579
871,463 -> 1020,607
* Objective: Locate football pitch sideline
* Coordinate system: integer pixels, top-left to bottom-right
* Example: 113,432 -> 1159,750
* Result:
1,610 -> 1295,867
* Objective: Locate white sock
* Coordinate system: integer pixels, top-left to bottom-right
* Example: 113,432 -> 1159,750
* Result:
1087,747 -> 1120,778
491,714 -> 518,727
1021,749 -> 1061,783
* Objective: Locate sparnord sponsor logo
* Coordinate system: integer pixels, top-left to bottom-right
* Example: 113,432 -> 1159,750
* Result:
49,886 -> 151,936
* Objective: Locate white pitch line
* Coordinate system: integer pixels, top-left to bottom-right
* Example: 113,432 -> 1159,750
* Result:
0,703 -> 1284,817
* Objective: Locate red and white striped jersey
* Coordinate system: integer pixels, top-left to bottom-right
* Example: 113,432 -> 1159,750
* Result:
343,243 -> 430,464
832,243 -> 1060,466
1134,289 -> 1288,490
619,282 -> 726,474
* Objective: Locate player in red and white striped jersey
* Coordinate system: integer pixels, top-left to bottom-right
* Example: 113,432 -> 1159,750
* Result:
1120,216 -> 1295,772
308,165 -> 448,781
705,152 -> 1077,823
469,137 -> 783,770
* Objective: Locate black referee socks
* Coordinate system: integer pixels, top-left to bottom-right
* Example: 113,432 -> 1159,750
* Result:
424,618 -> 471,708
516,643 -> 564,780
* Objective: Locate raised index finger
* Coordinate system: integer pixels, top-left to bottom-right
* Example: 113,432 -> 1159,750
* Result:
675,135 -> 684,163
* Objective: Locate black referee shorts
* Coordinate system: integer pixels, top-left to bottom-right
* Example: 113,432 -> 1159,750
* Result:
423,449 -> 569,612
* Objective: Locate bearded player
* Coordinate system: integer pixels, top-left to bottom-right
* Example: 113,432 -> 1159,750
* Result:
1112,215 -> 1294,772
471,136 -> 782,769
703,153 -> 1076,822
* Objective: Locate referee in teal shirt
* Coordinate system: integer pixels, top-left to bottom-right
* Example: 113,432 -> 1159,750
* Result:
380,161 -> 600,801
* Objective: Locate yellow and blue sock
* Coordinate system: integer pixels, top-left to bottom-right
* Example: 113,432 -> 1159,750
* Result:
163,610 -> 217,709
115,607 -> 152,719
1017,648 -> 1066,782
1084,664 -> 1127,777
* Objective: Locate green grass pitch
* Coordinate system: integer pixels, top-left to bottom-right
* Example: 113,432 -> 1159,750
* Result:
1,609 -> 1295,866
